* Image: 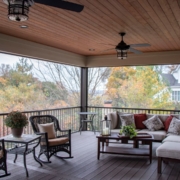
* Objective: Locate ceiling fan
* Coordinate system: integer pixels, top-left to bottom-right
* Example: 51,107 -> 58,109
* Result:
106,32 -> 150,59
33,0 -> 84,12
3,0 -> 84,22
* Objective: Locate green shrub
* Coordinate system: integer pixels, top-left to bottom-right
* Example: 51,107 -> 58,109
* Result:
120,125 -> 137,139
4,111 -> 28,128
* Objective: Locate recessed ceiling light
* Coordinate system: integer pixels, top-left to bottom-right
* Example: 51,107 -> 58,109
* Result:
20,25 -> 28,28
89,49 -> 95,51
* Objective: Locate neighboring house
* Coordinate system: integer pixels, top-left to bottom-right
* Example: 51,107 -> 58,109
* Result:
162,70 -> 180,101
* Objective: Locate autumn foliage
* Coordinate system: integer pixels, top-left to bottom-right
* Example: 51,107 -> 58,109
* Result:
106,66 -> 172,109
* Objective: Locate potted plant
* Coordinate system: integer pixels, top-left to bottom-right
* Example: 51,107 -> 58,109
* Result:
4,111 -> 28,138
120,125 -> 137,139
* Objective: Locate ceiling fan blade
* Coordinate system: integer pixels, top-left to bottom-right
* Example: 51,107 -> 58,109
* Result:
130,43 -> 151,47
129,48 -> 142,54
34,0 -> 84,12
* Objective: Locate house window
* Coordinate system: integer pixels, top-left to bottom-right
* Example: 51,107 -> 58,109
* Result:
172,91 -> 180,101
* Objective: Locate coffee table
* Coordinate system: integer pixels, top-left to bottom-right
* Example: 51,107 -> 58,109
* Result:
96,133 -> 154,163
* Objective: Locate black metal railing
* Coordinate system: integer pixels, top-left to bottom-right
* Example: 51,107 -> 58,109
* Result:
1,106 -> 180,136
87,106 -> 180,131
0,106 -> 81,137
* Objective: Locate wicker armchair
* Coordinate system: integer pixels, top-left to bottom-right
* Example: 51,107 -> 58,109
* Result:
29,115 -> 73,163
0,139 -> 10,178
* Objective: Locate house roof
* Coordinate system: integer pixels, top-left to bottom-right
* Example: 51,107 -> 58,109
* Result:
162,73 -> 180,86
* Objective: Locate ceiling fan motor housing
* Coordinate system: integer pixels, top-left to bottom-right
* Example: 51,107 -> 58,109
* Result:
115,41 -> 130,50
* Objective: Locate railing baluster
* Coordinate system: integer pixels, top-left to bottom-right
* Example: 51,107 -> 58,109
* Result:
0,106 -> 179,136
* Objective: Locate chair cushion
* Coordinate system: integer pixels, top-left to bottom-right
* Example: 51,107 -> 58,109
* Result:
107,112 -> 118,129
163,135 -> 180,143
138,129 -> 166,141
48,137 -> 69,146
168,117 -> 180,135
156,142 -> 180,160
134,114 -> 147,129
38,122 -> 56,139
143,115 -> 164,131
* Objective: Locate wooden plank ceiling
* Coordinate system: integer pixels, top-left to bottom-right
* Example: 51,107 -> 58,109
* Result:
0,0 -> 180,56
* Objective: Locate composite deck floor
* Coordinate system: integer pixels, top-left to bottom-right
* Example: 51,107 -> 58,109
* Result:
1,131 -> 180,180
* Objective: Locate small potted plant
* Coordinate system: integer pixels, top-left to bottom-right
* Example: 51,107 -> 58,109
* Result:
120,125 -> 137,139
4,111 -> 28,138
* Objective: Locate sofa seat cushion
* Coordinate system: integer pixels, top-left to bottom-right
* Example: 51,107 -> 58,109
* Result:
48,137 -> 69,146
167,133 -> 180,136
138,129 -> 166,141
111,129 -> 140,134
156,142 -> 180,160
111,129 -> 121,134
163,135 -> 180,143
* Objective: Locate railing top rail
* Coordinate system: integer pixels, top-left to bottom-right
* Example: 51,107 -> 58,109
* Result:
0,106 -> 81,115
1,106 -> 180,116
87,106 -> 180,113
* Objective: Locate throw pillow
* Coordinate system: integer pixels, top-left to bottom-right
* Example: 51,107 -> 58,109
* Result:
134,114 -> 147,129
168,117 -> 180,135
107,112 -> 118,129
37,122 -> 56,139
117,111 -> 132,128
142,115 -> 164,131
119,114 -> 135,128
164,115 -> 173,131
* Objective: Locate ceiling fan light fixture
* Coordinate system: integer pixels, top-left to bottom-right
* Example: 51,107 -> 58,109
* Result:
3,0 -> 34,22
116,49 -> 127,60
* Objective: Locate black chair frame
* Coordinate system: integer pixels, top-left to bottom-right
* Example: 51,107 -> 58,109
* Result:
0,139 -> 11,178
29,115 -> 73,163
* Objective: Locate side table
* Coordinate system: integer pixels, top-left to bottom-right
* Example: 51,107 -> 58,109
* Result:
78,112 -> 97,134
0,134 -> 43,177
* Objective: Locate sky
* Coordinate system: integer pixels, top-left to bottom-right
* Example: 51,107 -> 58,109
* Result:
0,52 -> 82,90
0,52 -> 171,73
0,53 -> 19,65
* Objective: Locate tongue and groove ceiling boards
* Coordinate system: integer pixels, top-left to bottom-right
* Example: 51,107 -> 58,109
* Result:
0,0 -> 180,58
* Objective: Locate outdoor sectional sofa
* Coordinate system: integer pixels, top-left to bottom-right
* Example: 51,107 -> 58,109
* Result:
107,111 -> 180,173
107,111 -> 180,141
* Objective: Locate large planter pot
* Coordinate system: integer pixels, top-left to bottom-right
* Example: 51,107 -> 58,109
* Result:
11,128 -> 23,138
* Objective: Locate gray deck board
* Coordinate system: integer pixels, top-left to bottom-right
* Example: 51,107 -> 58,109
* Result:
1,131 -> 180,180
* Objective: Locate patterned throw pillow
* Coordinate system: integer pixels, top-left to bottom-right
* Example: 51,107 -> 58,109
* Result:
142,115 -> 164,131
120,114 -> 135,128
117,111 -> 133,128
168,117 -> 180,135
